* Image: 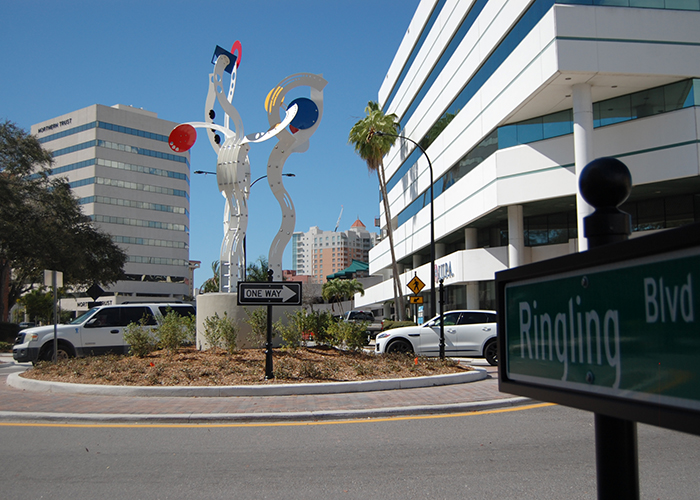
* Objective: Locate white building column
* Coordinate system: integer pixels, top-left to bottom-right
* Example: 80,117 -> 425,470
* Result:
466,282 -> 479,309
464,228 -> 480,308
383,302 -> 392,319
435,243 -> 446,259
508,205 -> 524,268
464,228 -> 477,250
412,254 -> 423,269
573,83 -> 595,252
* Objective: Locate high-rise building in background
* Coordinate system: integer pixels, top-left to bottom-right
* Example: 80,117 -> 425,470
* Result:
31,104 -> 191,312
357,0 -> 700,319
292,220 -> 380,284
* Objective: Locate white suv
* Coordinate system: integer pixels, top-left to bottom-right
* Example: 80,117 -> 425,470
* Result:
12,303 -> 195,363
374,310 -> 498,365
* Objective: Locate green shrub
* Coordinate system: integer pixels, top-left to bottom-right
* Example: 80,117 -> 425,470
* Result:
272,357 -> 295,379
325,321 -> 342,348
306,310 -> 334,345
354,361 -> 376,376
156,310 -> 195,352
278,309 -> 310,350
342,320 -> 370,351
244,307 -> 267,348
123,321 -> 157,357
299,360 -> 324,378
202,312 -> 239,353
324,320 -> 367,351
243,307 -> 282,348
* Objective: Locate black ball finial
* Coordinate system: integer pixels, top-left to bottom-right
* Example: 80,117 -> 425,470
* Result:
579,157 -> 632,209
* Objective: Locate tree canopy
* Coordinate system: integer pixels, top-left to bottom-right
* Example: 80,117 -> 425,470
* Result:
246,255 -> 271,282
348,101 -> 405,320
200,260 -> 220,293
0,120 -> 127,321
322,278 -> 364,316
348,101 -> 400,175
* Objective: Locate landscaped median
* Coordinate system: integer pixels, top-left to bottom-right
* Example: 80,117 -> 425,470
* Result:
9,345 -> 487,397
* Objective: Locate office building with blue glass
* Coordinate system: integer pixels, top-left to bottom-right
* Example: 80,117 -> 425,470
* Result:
356,0 -> 700,319
31,104 -> 191,312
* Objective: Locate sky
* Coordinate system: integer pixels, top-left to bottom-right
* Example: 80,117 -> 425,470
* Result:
0,0 -> 419,289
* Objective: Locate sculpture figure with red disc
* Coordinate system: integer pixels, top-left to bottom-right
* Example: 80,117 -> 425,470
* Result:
169,41 -> 326,291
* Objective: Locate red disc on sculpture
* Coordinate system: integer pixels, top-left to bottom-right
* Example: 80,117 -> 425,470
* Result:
169,124 -> 196,152
231,40 -> 242,68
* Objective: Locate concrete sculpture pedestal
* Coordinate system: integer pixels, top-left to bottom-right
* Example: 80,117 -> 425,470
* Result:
196,293 -> 287,350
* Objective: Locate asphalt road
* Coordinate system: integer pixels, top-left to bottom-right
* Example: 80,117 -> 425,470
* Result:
2,404 -> 698,499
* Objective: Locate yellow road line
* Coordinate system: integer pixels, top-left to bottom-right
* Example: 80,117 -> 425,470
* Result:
0,403 -> 555,429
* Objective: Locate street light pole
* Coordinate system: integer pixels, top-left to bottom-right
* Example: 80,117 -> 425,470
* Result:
375,132 -> 436,320
193,171 -> 295,282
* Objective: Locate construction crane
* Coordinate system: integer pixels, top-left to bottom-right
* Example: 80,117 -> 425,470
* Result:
334,205 -> 343,232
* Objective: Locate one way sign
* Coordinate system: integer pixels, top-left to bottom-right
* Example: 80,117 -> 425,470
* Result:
237,282 -> 302,306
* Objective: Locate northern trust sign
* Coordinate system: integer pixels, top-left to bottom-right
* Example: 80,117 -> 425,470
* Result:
37,117 -> 73,135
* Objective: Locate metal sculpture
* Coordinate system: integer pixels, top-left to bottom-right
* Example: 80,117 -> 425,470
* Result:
169,41 -> 326,290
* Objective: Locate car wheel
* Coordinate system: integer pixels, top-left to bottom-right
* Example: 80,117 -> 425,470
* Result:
40,342 -> 75,362
484,339 -> 498,366
386,339 -> 413,355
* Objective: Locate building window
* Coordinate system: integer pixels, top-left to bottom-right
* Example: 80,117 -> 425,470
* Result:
477,221 -> 508,248
479,281 -> 496,311
620,194 -> 700,232
524,212 -> 577,247
396,80 -> 699,229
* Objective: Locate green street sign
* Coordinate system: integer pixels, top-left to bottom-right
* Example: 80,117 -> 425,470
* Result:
496,223 -> 700,436
505,248 -> 699,409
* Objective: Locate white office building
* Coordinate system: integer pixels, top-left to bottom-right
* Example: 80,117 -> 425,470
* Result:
31,104 -> 191,312
356,0 -> 700,319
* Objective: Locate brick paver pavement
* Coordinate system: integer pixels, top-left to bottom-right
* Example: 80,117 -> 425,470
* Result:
0,364 -> 528,422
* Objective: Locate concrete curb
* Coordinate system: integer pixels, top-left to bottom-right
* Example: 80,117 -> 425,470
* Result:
0,397 -> 533,424
6,368 -> 487,397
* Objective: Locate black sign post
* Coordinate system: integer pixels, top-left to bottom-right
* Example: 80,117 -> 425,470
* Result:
580,158 -> 638,500
438,278 -> 445,360
265,270 -> 274,379
237,276 -> 302,379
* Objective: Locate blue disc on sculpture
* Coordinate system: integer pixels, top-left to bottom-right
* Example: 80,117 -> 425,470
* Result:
288,98 -> 318,131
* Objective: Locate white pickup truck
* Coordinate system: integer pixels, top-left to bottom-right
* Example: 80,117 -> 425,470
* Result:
12,303 -> 195,364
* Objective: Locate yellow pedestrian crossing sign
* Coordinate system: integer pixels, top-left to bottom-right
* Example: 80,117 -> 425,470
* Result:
407,275 -> 426,294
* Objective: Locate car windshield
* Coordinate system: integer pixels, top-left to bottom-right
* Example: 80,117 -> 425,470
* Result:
424,315 -> 441,327
424,313 -> 462,327
70,308 -> 99,325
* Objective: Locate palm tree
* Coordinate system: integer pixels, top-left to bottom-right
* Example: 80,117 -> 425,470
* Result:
246,255 -> 271,282
348,101 -> 405,320
200,260 -> 220,293
322,278 -> 364,316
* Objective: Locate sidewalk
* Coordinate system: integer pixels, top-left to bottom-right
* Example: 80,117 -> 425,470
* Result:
0,354 -> 528,424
